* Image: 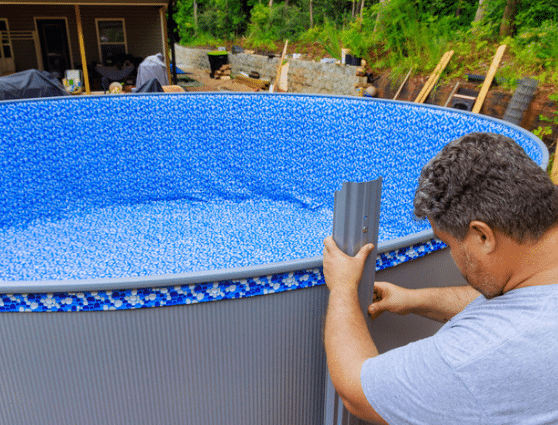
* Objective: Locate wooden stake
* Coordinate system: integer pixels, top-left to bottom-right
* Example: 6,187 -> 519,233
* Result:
414,50 -> 454,104
270,40 -> 288,93
551,150 -> 558,185
444,82 -> 460,107
415,51 -> 449,103
74,5 -> 90,95
472,44 -> 507,113
393,68 -> 413,100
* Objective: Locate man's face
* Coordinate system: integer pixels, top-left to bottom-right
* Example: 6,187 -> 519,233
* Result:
430,221 -> 502,299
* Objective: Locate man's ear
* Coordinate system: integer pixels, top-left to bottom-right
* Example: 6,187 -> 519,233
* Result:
467,220 -> 496,253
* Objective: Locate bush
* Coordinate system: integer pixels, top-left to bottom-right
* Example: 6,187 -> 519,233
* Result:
511,21 -> 558,69
366,0 -> 457,73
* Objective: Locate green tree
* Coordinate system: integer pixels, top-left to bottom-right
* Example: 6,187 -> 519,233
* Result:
175,0 -> 250,42
499,0 -> 520,36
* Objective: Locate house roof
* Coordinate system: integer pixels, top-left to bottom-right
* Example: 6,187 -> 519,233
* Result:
0,0 -> 167,5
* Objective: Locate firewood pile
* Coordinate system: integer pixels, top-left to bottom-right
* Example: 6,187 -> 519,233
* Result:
213,64 -> 231,80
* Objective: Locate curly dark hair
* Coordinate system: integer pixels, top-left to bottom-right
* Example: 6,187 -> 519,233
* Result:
414,132 -> 558,242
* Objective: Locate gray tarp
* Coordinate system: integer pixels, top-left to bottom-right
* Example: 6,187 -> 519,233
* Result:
135,53 -> 169,88
135,78 -> 164,93
0,69 -> 69,100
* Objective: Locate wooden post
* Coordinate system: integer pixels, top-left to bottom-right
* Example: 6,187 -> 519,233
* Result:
32,31 -> 44,72
414,50 -> 454,104
472,45 -> 506,114
160,6 -> 172,86
551,151 -> 558,185
270,40 -> 288,93
393,68 -> 413,100
74,5 -> 90,95
444,82 -> 460,107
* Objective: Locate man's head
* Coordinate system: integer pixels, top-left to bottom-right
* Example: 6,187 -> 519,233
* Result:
414,132 -> 558,298
414,132 -> 558,244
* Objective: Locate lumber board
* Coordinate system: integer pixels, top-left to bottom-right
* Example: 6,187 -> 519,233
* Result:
414,51 -> 451,103
551,153 -> 558,185
415,50 -> 454,103
162,85 -> 185,93
444,82 -> 461,107
278,61 -> 289,92
472,45 -> 507,114
453,94 -> 477,100
270,40 -> 289,93
393,68 -> 413,100
424,50 -> 454,101
235,74 -> 270,89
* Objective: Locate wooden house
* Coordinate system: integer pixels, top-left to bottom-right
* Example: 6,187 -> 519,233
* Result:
0,0 -> 171,93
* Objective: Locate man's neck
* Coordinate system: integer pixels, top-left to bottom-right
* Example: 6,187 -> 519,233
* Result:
502,226 -> 558,293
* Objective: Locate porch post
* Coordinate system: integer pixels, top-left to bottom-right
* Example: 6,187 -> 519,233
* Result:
167,0 -> 178,85
75,5 -> 91,94
160,6 -> 172,86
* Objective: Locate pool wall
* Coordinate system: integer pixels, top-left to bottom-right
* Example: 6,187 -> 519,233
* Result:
0,248 -> 463,425
0,93 -> 548,425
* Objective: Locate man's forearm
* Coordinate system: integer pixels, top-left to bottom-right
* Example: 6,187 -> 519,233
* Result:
410,285 -> 480,322
325,289 -> 378,407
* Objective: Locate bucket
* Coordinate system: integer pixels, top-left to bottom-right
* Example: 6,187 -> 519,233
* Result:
207,51 -> 229,78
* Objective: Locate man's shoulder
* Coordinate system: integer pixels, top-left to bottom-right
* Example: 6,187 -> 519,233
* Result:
435,284 -> 558,367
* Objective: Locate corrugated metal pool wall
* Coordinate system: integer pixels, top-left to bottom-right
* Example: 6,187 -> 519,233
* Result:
0,248 -> 465,425
0,285 -> 329,425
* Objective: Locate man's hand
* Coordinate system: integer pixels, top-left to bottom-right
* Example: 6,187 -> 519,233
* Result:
323,235 -> 375,295
368,281 -> 417,320
368,282 -> 481,323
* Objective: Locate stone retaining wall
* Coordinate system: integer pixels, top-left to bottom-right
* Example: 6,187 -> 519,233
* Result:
173,45 -> 366,96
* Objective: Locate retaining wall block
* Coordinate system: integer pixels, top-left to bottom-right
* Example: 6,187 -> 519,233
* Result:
174,46 -> 364,96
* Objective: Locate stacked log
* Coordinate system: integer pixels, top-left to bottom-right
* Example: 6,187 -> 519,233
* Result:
213,64 -> 232,80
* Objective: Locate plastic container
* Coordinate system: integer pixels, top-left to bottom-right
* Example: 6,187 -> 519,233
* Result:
207,51 -> 229,78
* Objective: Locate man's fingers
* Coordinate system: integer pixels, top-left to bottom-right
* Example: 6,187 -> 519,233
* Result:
323,235 -> 336,252
368,302 -> 384,320
356,243 -> 375,260
323,237 -> 374,260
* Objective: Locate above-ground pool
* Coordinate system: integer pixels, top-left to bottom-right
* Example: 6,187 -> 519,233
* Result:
0,93 -> 547,292
0,93 -> 548,425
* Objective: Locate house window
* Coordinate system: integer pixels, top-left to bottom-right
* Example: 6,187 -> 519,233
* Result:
0,19 -> 13,59
96,19 -> 127,64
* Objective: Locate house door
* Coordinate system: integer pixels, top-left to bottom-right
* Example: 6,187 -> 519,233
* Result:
36,19 -> 71,77
0,19 -> 15,75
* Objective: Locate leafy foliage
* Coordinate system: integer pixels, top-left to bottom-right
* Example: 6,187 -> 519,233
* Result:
174,0 -> 249,42
174,0 -> 558,86
534,94 -> 558,149
246,3 -> 308,42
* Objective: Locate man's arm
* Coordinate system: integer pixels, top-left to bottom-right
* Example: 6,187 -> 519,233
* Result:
368,282 -> 480,323
322,236 -> 388,424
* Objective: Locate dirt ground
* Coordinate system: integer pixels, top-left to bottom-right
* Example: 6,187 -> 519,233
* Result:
176,67 -> 258,92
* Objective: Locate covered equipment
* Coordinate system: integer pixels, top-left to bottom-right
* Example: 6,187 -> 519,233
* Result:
135,53 -> 168,88
0,69 -> 69,100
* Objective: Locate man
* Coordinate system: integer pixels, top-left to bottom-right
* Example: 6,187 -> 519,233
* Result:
323,132 -> 558,424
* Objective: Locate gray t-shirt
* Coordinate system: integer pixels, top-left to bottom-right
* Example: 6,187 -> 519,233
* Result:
361,285 -> 558,424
